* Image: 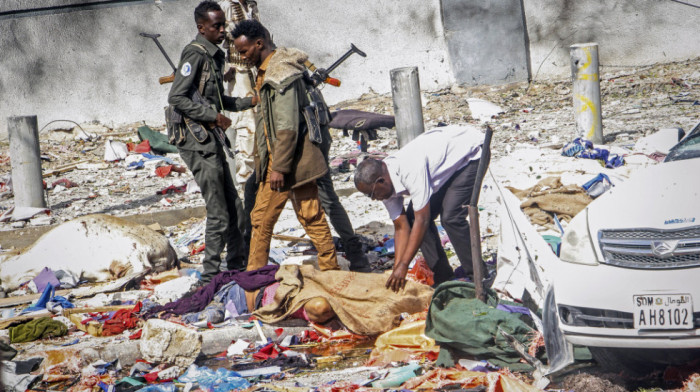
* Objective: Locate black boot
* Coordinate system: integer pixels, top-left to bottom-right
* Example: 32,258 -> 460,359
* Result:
343,236 -> 371,272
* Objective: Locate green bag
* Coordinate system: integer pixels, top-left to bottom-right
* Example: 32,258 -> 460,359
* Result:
425,281 -> 537,371
138,125 -> 178,154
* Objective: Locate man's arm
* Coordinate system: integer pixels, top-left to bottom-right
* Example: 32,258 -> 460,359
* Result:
387,203 -> 431,292
268,79 -> 301,190
167,47 -> 219,123
223,95 -> 255,112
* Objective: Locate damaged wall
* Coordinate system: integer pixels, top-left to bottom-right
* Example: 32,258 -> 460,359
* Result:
0,0 -> 451,137
0,0 -> 196,136
0,0 -> 697,137
523,0 -> 700,81
441,0 -> 530,86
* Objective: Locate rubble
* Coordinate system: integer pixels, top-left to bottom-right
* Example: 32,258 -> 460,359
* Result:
0,58 -> 697,391
140,319 -> 202,368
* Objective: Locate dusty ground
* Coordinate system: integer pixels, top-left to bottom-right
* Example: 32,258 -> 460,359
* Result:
0,58 -> 698,391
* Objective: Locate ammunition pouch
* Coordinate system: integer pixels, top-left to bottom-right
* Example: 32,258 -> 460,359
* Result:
165,105 -> 185,146
303,87 -> 331,145
165,105 -> 209,145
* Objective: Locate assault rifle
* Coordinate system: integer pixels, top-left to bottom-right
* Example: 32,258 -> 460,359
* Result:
304,43 -> 366,88
140,32 -> 235,159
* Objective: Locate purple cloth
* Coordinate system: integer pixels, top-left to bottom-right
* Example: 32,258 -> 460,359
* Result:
142,265 -> 279,319
496,304 -> 531,316
33,267 -> 60,293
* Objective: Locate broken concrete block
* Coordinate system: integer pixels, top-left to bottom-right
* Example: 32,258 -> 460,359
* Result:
151,276 -> 198,305
0,214 -> 177,292
140,319 -> 202,367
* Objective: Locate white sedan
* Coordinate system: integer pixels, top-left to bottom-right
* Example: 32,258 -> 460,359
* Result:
550,123 -> 700,369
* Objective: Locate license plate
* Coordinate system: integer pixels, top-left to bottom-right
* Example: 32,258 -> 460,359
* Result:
633,294 -> 693,330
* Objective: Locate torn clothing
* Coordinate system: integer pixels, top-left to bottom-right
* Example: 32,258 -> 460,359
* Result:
9,317 -> 67,344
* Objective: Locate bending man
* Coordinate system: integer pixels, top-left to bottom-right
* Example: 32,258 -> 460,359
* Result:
354,125 -> 486,291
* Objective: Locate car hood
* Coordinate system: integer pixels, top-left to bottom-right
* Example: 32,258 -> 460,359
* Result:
587,158 -> 699,237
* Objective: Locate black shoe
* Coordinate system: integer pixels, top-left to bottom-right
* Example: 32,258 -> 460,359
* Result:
343,237 -> 372,272
345,251 -> 372,272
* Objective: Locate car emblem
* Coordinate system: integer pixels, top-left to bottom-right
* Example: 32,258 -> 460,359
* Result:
651,240 -> 679,258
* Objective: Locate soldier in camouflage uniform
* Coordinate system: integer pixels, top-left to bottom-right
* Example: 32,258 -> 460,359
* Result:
168,1 -> 256,282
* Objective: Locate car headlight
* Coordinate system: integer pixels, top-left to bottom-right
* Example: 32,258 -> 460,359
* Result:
560,209 -> 599,265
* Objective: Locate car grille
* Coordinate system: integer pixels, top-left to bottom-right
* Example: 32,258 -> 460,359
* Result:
559,305 -> 700,329
599,226 -> 700,269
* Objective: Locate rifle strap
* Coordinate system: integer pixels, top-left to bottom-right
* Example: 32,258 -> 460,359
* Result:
187,43 -> 212,99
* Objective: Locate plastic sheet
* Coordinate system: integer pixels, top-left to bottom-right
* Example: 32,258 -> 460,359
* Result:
178,365 -> 250,392
367,319 -> 439,366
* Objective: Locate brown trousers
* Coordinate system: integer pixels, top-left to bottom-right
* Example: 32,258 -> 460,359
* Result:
247,168 -> 338,271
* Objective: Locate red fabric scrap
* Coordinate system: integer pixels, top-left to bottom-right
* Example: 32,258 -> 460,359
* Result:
191,244 -> 206,255
128,140 -> 151,153
52,178 -> 77,188
158,185 -> 187,195
155,165 -> 173,178
252,343 -> 286,360
102,302 -> 143,336
129,329 -> 142,340
143,372 -> 159,384
275,328 -> 284,337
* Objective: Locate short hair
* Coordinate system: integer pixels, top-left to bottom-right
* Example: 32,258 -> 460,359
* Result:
194,1 -> 222,23
354,158 -> 384,188
231,19 -> 267,40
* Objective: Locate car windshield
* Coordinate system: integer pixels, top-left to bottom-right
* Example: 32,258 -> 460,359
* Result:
665,122 -> 700,162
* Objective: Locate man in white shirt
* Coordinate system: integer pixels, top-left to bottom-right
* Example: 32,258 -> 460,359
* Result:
354,125 -> 485,292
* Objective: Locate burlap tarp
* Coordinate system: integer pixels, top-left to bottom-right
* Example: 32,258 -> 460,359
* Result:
506,176 -> 592,226
253,265 -> 434,335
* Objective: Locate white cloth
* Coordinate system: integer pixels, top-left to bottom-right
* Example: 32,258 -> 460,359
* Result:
382,125 -> 483,220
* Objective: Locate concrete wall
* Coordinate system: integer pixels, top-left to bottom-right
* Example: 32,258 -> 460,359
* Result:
0,0 -> 451,138
441,0 -> 530,85
1,0 -> 698,138
1,0 -> 200,137
523,0 -> 700,81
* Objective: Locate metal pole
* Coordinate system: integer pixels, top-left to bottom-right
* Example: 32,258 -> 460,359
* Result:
8,116 -> 46,209
570,43 -> 604,144
390,67 -> 425,148
469,125 -> 494,303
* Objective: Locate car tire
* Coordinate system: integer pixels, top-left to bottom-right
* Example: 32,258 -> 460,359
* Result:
590,346 -> 700,375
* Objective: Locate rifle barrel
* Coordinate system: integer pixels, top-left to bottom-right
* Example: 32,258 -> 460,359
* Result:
325,44 -> 366,75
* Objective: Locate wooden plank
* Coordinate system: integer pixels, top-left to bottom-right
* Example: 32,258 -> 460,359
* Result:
272,234 -> 312,243
42,159 -> 89,178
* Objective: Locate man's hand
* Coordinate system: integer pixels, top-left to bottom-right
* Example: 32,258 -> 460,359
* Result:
269,170 -> 285,191
251,94 -> 260,106
386,262 -> 409,293
223,67 -> 235,83
215,113 -> 232,130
